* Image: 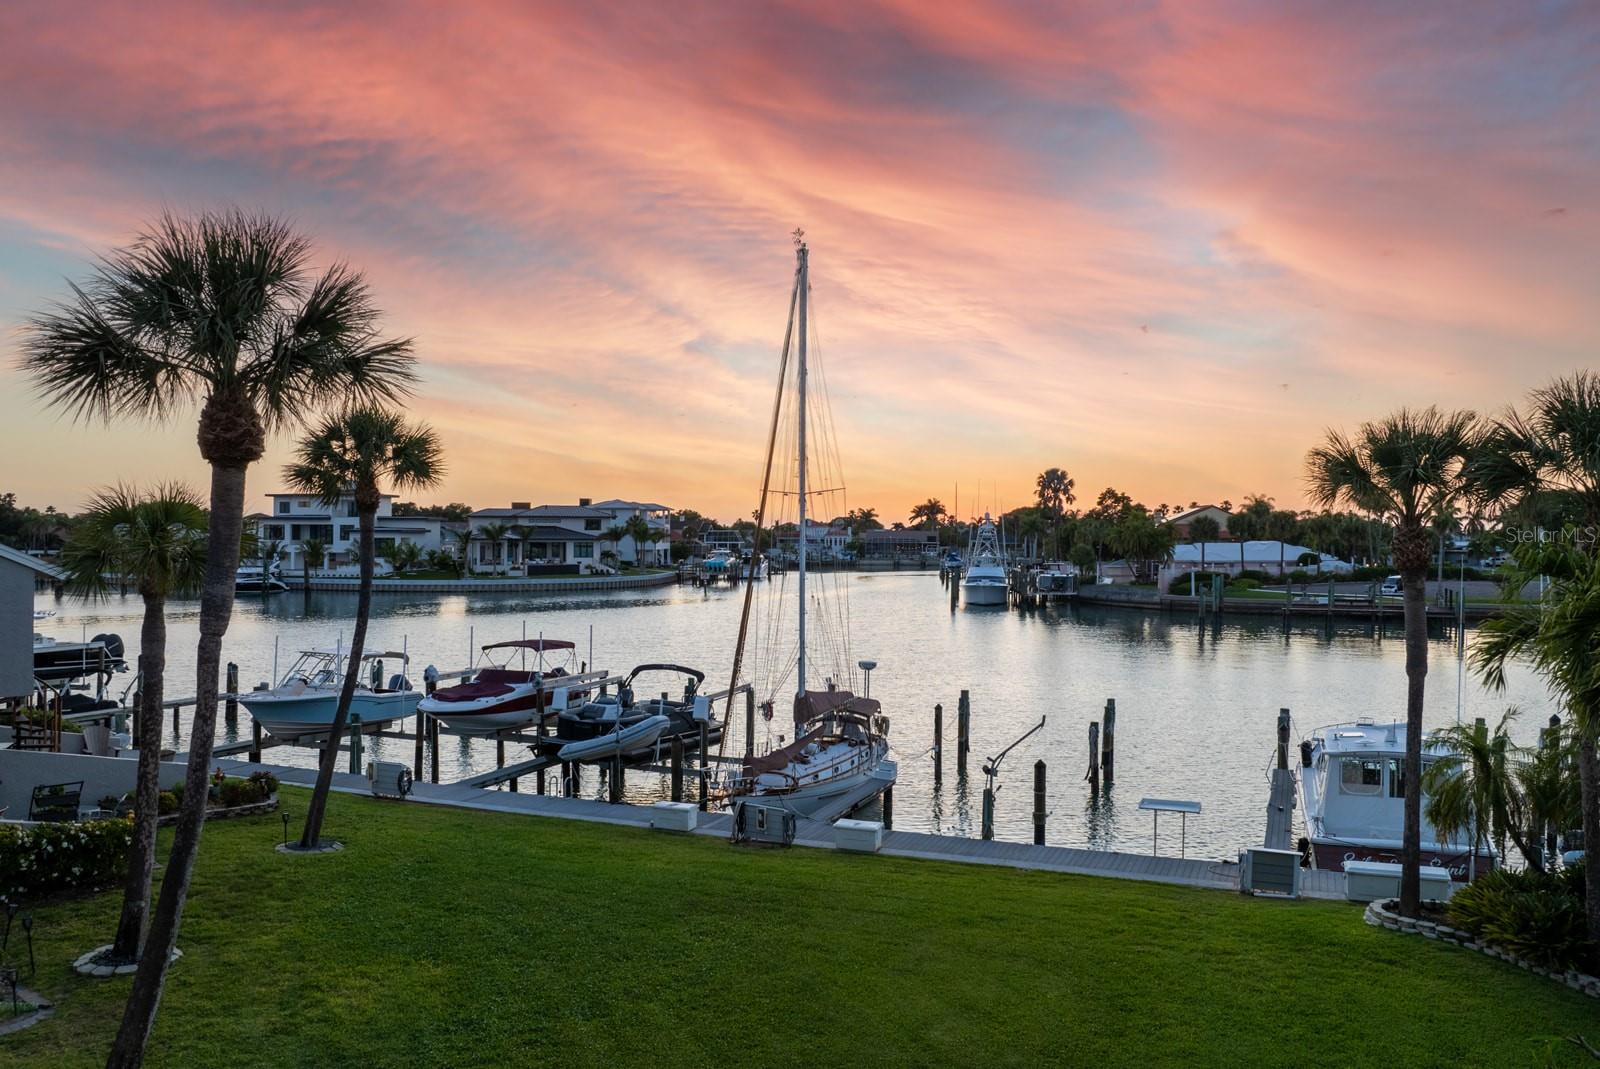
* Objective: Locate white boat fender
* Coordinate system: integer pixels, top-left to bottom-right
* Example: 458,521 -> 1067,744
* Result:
692,695 -> 710,721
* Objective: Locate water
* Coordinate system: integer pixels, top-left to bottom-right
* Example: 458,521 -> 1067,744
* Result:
33,574 -> 1551,857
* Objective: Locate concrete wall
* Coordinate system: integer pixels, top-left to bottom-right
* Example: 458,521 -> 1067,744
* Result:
0,749 -> 188,818
0,559 -> 34,699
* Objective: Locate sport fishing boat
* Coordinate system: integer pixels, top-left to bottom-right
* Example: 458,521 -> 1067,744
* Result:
421,639 -> 600,735
241,647 -> 420,740
235,562 -> 289,594
536,664 -> 720,754
1298,717 -> 1495,880
720,236 -> 895,818
960,514 -> 1009,606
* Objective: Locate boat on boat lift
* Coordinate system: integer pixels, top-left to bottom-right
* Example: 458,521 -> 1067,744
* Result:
235,561 -> 289,594
421,639 -> 602,735
536,663 -> 721,755
240,647 -> 420,740
1298,717 -> 1495,880
960,513 -> 1009,606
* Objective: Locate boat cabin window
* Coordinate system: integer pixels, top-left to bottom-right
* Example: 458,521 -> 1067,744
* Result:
1339,757 -> 1383,795
1387,757 -> 1435,799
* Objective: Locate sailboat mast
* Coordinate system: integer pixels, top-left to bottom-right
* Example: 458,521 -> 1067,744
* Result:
795,240 -> 809,698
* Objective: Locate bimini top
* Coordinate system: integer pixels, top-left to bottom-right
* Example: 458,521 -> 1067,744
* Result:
483,639 -> 575,652
300,648 -> 410,662
793,688 -> 880,727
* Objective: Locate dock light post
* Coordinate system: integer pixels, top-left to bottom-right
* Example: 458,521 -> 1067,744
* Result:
858,660 -> 876,698
281,808 -> 291,848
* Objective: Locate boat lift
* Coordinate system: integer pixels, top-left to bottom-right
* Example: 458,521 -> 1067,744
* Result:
980,716 -> 1045,840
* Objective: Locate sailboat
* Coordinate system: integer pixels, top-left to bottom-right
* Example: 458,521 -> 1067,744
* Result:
723,235 -> 895,817
961,513 -> 1009,605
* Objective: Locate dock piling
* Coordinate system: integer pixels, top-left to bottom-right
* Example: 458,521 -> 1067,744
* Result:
1276,708 -> 1291,770
671,735 -> 684,802
249,718 -> 262,763
882,783 -> 893,829
536,717 -> 547,794
1033,759 -> 1046,845
609,754 -> 624,803
347,714 -> 363,776
1086,720 -> 1100,793
413,710 -> 425,781
1101,698 -> 1115,790
744,688 -> 756,758
429,715 -> 440,784
957,690 -> 971,777
981,784 -> 995,840
225,662 -> 238,725
933,703 -> 943,785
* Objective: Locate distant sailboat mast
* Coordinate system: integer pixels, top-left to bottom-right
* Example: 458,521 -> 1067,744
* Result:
795,237 -> 810,698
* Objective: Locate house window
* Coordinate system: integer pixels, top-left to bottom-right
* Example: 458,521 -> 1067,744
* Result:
574,543 -> 594,559
1339,757 -> 1383,795
277,502 -> 289,515
375,537 -> 396,555
346,501 -> 358,517
262,524 -> 284,540
585,518 -> 602,531
340,525 -> 356,542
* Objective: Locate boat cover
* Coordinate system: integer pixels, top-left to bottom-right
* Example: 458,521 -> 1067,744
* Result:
792,689 -> 879,727
744,727 -> 828,776
430,681 -> 515,702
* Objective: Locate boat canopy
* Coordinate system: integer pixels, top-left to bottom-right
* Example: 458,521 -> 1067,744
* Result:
483,639 -> 575,652
793,689 -> 880,727
299,648 -> 409,661
745,727 -> 827,776
626,663 -> 705,684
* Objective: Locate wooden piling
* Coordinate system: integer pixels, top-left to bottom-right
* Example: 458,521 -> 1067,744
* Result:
347,715 -> 363,776
699,720 -> 710,768
744,688 -> 756,758
249,718 -> 262,763
225,662 -> 238,725
933,703 -> 943,784
698,767 -> 708,812
536,716 -> 547,794
882,783 -> 893,829
609,754 -> 624,803
413,709 -> 425,782
429,715 -> 440,784
1033,759 -> 1046,844
957,690 -> 970,776
1086,720 -> 1099,793
1101,698 -> 1115,790
981,785 -> 995,840
1276,708 -> 1291,770
671,735 -> 684,802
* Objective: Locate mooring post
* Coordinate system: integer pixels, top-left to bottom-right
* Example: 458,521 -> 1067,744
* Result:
1101,698 -> 1116,790
1033,759 -> 1046,845
699,720 -> 710,769
536,716 -> 547,794
698,767 -> 708,812
413,709 -> 425,782
981,785 -> 995,840
225,662 -> 238,725
609,753 -> 624,803
1086,720 -> 1100,793
957,690 -> 971,776
882,783 -> 893,829
933,703 -> 943,785
172,701 -> 181,734
744,688 -> 755,758
671,735 -> 684,802
430,714 -> 440,784
950,571 -> 959,609
249,718 -> 262,764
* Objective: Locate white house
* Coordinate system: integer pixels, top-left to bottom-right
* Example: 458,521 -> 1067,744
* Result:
1166,541 -> 1352,578
777,519 -> 853,560
701,529 -> 747,554
468,498 -> 671,571
253,492 -> 443,576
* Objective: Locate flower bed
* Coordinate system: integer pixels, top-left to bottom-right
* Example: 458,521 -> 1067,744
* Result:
0,820 -> 131,905
155,771 -> 279,825
1364,897 -> 1600,999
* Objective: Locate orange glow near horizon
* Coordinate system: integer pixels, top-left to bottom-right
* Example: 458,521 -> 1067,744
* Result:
1,2 -> 1596,525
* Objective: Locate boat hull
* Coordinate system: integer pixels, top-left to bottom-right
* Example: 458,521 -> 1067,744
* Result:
556,714 -> 671,762
1309,839 -> 1496,882
962,581 -> 1008,605
242,689 -> 421,740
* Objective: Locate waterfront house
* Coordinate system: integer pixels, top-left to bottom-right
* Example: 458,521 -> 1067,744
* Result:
775,519 -> 853,561
859,529 -> 938,560
701,529 -> 748,555
1,543 -> 63,700
1162,505 -> 1234,540
253,492 -> 443,576
466,497 -> 670,572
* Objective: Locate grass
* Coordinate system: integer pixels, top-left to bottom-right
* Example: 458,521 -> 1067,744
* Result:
4,788 -> 1596,1068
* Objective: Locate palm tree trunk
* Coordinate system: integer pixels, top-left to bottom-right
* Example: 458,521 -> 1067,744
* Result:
108,461 -> 247,1069
1579,732 -> 1600,971
300,504 -> 374,847
1399,568 -> 1428,918
110,590 -> 166,963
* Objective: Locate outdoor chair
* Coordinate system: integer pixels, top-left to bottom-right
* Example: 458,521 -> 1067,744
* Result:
28,780 -> 84,822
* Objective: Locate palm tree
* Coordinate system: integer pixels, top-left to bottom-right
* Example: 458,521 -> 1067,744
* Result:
59,485 -> 206,965
1188,515 -> 1221,571
285,406 -> 443,849
443,525 -> 472,577
909,498 -> 946,531
477,522 -> 510,575
1420,710 -> 1534,874
1035,467 -> 1075,558
1473,538 -> 1600,964
388,539 -> 423,574
625,514 -> 654,566
602,524 -> 629,569
299,536 -> 328,588
1306,406 -> 1478,919
21,209 -> 416,1067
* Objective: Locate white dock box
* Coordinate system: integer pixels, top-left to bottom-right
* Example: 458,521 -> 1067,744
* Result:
834,818 -> 884,854
649,801 -> 698,833
1343,861 -> 1454,903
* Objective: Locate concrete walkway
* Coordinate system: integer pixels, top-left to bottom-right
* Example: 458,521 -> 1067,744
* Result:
223,759 -> 1347,900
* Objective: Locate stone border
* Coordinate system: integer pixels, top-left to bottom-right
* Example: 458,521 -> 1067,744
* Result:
0,985 -> 53,1036
275,839 -> 344,855
1364,897 -> 1600,998
71,944 -> 182,978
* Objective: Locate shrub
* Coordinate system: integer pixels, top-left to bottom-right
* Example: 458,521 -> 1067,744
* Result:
1447,864 -> 1592,971
1231,578 -> 1261,591
1168,571 -> 1225,594
217,772 -> 280,808
157,790 -> 179,815
0,818 -> 132,905
1237,569 -> 1272,583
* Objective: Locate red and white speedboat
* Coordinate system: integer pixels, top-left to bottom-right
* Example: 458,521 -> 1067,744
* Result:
420,639 -> 601,735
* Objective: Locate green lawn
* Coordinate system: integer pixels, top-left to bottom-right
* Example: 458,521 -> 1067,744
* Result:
4,788 -> 1595,1068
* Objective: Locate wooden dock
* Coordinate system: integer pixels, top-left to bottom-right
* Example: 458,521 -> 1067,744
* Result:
221,758 -> 1347,900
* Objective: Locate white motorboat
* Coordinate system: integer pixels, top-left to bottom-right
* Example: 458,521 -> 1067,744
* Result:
421,639 -> 602,735
722,238 -> 895,818
241,647 -> 420,740
1298,717 -> 1494,880
555,713 -> 670,762
961,513 -> 1009,606
236,562 -> 289,594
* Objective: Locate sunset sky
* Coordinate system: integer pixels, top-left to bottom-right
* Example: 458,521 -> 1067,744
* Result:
1,2 -> 1596,524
